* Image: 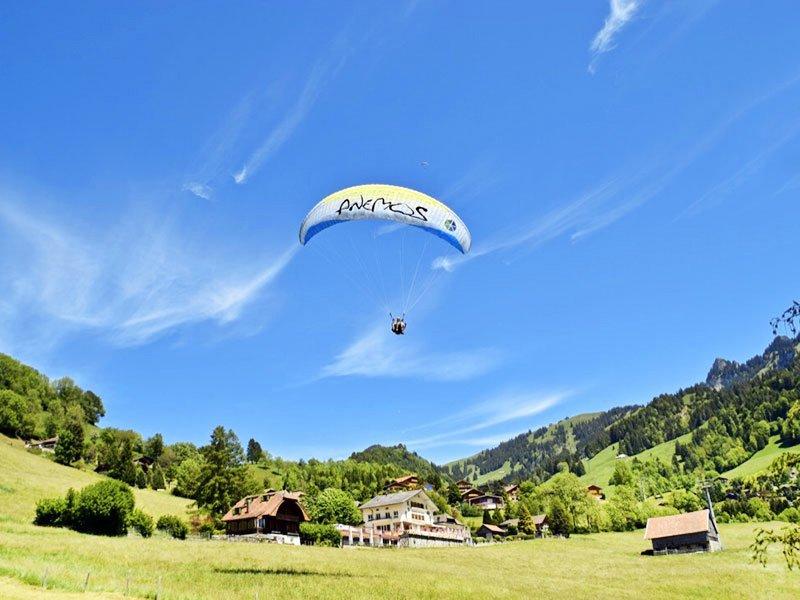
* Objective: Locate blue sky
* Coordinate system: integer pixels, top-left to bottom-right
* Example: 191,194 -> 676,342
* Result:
1,1 -> 798,463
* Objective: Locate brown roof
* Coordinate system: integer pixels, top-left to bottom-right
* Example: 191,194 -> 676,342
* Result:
504,484 -> 519,493
222,491 -> 309,523
644,509 -> 712,540
587,485 -> 603,491
478,524 -> 506,534
532,514 -> 547,525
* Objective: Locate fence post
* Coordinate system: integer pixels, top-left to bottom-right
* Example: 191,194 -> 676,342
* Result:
156,575 -> 162,600
42,567 -> 48,589
125,573 -> 130,597
83,571 -> 90,592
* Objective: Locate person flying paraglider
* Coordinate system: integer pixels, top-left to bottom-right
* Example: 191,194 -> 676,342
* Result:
298,184 -> 471,336
390,315 -> 406,335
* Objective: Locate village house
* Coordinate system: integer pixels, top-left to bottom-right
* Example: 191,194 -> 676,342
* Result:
500,514 -> 548,537
644,509 -> 722,554
476,523 -> 507,541
455,479 -> 472,492
384,474 -> 421,492
468,494 -> 504,511
503,484 -> 519,501
587,485 -> 605,500
222,490 -> 309,544
133,455 -> 155,472
460,487 -> 483,502
358,489 -> 471,547
25,437 -> 58,452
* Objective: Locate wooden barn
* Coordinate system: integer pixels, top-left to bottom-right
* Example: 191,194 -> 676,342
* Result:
222,490 -> 308,539
644,509 -> 721,554
476,524 -> 507,541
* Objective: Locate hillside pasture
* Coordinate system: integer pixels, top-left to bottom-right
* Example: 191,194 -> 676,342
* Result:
722,435 -> 800,480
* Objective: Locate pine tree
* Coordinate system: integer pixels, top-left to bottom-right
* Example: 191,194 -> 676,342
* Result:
196,426 -> 251,516
246,438 -> 264,463
135,467 -> 147,489
110,439 -> 138,485
548,499 -> 571,537
518,504 -> 535,535
150,465 -> 166,490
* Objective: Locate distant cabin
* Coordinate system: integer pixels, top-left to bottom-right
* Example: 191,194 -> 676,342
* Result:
644,509 -> 721,554
384,475 -> 421,492
222,490 -> 308,543
503,484 -> 519,501
25,437 -> 58,452
468,494 -> 504,511
455,479 -> 472,492
587,485 -> 605,500
501,514 -> 548,537
476,524 -> 507,541
133,456 -> 155,472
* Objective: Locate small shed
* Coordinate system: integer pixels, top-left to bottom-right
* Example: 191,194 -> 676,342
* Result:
25,437 -> 58,452
586,485 -> 605,500
476,524 -> 507,541
644,509 -> 721,554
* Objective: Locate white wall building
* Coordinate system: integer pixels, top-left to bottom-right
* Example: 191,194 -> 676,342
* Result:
357,490 -> 471,547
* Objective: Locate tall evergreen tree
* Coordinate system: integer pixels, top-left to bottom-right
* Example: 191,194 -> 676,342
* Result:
196,426 -> 251,516
246,438 -> 264,463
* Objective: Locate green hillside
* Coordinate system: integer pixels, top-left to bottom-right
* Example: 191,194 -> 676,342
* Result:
0,434 -> 191,523
723,435 -> 800,480
444,409 -> 636,484
580,433 -> 694,489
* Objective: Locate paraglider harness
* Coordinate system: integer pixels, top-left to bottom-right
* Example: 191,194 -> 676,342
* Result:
390,314 -> 406,335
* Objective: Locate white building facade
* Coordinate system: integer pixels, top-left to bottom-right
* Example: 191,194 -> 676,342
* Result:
357,490 -> 471,547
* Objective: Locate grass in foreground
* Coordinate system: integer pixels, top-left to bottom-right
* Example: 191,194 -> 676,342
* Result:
0,519 -> 797,599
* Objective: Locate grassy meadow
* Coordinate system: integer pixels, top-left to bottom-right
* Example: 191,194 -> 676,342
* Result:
2,436 -> 799,599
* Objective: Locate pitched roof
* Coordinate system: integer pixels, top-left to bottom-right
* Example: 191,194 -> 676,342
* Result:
644,509 -> 713,540
504,484 -> 519,492
222,491 -> 308,522
532,514 -> 547,525
359,489 -> 424,509
478,524 -> 506,534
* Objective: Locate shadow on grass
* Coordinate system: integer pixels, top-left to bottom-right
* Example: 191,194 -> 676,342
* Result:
214,567 -> 357,578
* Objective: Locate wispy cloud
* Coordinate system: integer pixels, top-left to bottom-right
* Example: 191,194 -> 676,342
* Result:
405,390 -> 570,450
0,190 -> 295,350
433,177 -> 636,272
589,0 -> 642,73
182,93 -> 258,199
233,33 -> 352,185
319,325 -> 501,382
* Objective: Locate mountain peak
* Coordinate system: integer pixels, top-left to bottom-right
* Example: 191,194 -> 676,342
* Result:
705,335 -> 799,390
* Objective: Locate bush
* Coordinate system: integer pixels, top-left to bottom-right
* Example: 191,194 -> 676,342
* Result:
129,509 -> 154,538
72,480 -> 136,536
299,522 -> 341,547
778,507 -> 800,524
34,497 -> 68,527
156,515 -> 189,540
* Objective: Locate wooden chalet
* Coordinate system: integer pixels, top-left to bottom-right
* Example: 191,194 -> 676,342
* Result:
222,490 -> 308,538
468,494 -> 504,510
460,487 -> 483,502
384,474 -> 421,492
476,523 -> 507,541
455,479 -> 472,492
644,509 -> 721,554
503,484 -> 519,501
587,485 -> 605,500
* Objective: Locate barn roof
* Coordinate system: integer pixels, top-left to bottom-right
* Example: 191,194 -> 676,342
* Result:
478,524 -> 506,534
222,491 -> 308,522
644,509 -> 713,540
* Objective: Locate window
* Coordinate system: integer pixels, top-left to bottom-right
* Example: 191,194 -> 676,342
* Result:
393,511 -> 398,517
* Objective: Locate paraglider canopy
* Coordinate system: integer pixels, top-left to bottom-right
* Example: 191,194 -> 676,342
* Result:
298,184 -> 471,327
299,184 -> 471,254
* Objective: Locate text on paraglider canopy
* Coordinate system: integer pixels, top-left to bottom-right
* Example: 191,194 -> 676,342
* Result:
336,195 -> 428,222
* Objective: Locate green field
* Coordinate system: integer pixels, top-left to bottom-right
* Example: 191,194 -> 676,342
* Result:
2,436 -> 799,599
